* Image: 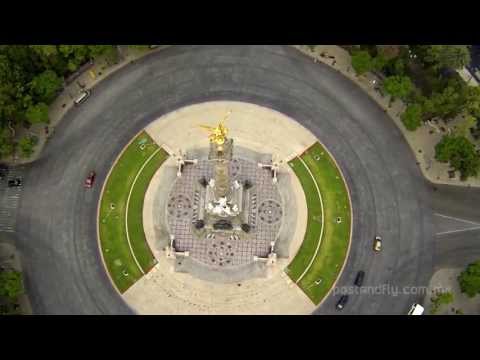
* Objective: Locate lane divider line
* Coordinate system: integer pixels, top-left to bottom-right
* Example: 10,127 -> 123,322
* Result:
295,156 -> 324,284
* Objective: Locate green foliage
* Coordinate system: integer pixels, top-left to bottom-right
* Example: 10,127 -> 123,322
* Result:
383,75 -> 414,100
25,102 -> 49,124
0,127 -> 14,157
29,70 -> 63,103
423,45 -> 471,70
430,291 -> 454,314
422,86 -> 465,121
88,45 -> 118,64
0,270 -> 23,299
401,103 -> 423,131
128,45 -> 150,51
351,50 -> 375,75
458,260 -> 480,298
463,86 -> 480,115
435,135 -> 480,180
455,113 -> 477,137
18,135 -> 38,158
372,53 -> 388,72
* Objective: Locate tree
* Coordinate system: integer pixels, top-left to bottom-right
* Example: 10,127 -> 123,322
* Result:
29,70 -> 63,104
422,85 -> 465,121
423,45 -> 471,70
351,50 -> 375,75
25,103 -> 49,124
401,103 -> 423,131
458,260 -> 480,297
455,113 -> 477,137
383,75 -> 414,101
18,135 -> 38,158
372,53 -> 388,72
0,127 -> 14,157
435,135 -> 480,180
0,270 -> 23,299
430,291 -> 454,314
463,86 -> 480,115
58,45 -> 90,72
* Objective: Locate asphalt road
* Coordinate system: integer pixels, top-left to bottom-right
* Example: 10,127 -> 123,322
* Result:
10,45 -> 477,314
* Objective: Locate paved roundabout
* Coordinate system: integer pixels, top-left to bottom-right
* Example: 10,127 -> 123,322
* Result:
15,45 -> 435,314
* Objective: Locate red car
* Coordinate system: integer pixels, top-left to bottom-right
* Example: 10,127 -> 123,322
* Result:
84,171 -> 96,188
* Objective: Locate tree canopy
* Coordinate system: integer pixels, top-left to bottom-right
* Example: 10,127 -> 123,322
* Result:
29,70 -> 63,104
0,270 -> 23,299
383,75 -> 414,101
458,260 -> 480,298
435,135 -> 480,180
351,51 -> 375,75
401,103 -> 423,131
0,45 -> 123,160
25,102 -> 49,124
422,45 -> 471,70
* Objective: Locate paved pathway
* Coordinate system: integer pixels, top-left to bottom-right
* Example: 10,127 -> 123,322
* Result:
130,101 -> 313,314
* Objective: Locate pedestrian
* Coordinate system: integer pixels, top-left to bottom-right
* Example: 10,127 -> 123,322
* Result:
332,60 -> 337,66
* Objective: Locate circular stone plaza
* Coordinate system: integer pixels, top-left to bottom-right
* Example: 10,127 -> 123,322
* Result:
18,46 -> 436,315
98,101 -> 351,314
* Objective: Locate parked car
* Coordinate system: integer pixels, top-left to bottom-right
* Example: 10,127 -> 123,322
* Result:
8,178 -> 22,187
407,303 -> 424,315
354,271 -> 365,287
74,90 -> 91,106
0,164 -> 8,180
373,236 -> 382,252
84,171 -> 96,188
336,295 -> 349,311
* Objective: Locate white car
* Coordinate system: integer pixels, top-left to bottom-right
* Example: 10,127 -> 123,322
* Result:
74,90 -> 91,106
407,303 -> 424,315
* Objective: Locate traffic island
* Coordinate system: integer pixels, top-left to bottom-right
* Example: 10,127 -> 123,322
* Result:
287,142 -> 352,304
98,131 -> 169,293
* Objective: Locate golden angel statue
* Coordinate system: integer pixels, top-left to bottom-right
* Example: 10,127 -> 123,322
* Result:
199,110 -> 232,145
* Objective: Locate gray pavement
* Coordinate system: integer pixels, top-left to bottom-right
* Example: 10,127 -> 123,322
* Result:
0,166 -> 25,233
9,45 -> 479,314
430,184 -> 480,270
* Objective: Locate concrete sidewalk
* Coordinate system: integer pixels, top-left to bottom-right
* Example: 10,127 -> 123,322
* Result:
294,45 -> 480,187
5,46 -> 171,166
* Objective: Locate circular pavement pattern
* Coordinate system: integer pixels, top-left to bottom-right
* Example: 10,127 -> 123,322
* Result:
15,45 -> 435,314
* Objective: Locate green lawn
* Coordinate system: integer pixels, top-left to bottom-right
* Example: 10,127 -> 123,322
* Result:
99,132 -> 169,293
287,142 -> 351,304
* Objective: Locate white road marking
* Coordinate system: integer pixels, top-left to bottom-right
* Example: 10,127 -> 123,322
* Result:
125,147 -> 162,275
436,227 -> 480,236
295,156 -> 324,284
434,213 -> 480,226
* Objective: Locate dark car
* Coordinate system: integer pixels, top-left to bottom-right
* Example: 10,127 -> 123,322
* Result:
336,295 -> 349,311
8,178 -> 22,187
84,171 -> 96,188
0,164 -> 8,180
354,271 -> 365,287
